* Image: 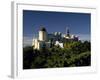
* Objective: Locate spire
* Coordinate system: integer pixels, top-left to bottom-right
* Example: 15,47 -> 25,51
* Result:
66,27 -> 70,37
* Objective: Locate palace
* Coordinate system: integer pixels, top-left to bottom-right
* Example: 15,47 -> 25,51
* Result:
32,26 -> 78,50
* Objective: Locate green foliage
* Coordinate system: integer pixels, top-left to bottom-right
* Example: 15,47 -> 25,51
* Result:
23,41 -> 91,69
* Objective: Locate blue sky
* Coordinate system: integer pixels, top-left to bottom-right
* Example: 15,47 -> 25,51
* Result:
23,10 -> 91,46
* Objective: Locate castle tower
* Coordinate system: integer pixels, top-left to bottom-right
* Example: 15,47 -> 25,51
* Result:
39,27 -> 47,41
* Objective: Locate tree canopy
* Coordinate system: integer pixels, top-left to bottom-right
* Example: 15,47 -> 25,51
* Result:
23,41 -> 91,69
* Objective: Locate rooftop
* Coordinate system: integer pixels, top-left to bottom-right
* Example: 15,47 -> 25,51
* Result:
40,27 -> 46,32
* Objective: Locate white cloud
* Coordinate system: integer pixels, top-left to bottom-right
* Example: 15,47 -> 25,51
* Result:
23,36 -> 33,47
75,34 -> 90,41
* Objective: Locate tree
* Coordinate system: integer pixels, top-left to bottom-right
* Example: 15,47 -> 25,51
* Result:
23,46 -> 33,69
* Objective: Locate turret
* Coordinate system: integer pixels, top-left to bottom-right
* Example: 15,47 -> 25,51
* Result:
39,27 -> 47,41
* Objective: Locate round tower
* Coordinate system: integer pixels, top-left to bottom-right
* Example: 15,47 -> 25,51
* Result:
39,27 -> 47,41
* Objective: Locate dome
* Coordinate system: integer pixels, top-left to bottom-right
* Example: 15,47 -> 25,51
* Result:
40,27 -> 46,31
